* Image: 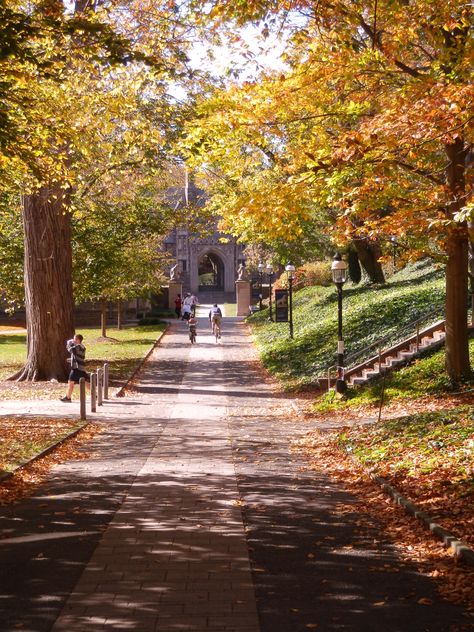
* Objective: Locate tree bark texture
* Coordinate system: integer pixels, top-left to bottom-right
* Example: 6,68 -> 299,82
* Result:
14,186 -> 74,381
445,227 -> 470,381
101,299 -> 107,337
117,300 -> 123,330
444,137 -> 470,381
352,238 -> 385,284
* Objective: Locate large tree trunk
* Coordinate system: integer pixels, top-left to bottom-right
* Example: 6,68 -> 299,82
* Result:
444,137 -> 470,382
445,227 -> 470,381
352,238 -> 385,284
12,186 -> 74,381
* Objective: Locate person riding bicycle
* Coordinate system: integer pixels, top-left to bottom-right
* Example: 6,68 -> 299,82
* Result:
188,314 -> 197,342
209,304 -> 222,337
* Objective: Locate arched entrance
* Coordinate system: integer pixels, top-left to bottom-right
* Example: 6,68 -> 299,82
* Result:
198,252 -> 224,291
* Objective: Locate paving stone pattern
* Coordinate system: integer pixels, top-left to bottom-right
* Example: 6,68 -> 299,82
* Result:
0,311 -> 472,632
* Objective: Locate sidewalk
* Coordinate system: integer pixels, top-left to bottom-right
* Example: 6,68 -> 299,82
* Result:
0,314 -> 472,632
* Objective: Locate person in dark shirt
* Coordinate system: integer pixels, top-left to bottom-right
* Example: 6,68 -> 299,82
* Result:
174,294 -> 182,319
60,334 -> 89,402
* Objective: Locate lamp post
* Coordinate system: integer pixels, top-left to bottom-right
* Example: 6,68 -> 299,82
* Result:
258,261 -> 265,311
266,263 -> 274,321
285,262 -> 296,338
331,253 -> 348,395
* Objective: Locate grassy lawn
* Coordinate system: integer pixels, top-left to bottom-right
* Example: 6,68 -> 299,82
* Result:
250,259 -> 445,390
0,324 -> 167,398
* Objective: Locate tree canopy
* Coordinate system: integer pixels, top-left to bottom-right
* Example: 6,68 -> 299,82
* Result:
182,0 -> 473,379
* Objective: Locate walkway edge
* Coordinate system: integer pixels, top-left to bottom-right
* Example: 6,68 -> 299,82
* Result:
114,324 -> 169,397
370,471 -> 474,567
0,422 -> 89,484
289,401 -> 474,568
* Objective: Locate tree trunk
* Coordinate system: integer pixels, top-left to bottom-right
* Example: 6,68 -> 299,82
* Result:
352,238 -> 385,284
444,137 -> 470,382
12,186 -> 74,381
445,227 -> 470,381
117,300 -> 123,330
468,241 -> 474,326
101,299 -> 107,337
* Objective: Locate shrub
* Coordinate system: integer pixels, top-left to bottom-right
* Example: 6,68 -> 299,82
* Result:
138,316 -> 166,326
297,261 -> 332,289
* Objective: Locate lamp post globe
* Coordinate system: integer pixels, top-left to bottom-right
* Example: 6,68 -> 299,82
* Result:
266,263 -> 274,321
331,253 -> 348,394
258,261 -> 265,311
285,262 -> 296,339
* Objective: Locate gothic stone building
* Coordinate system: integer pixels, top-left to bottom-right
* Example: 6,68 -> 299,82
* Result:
164,180 -> 245,295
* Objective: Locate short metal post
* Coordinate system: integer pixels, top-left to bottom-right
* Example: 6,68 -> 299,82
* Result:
103,362 -> 109,399
79,378 -> 86,421
91,372 -> 97,413
97,368 -> 103,406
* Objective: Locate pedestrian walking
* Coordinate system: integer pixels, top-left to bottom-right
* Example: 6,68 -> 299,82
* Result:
174,294 -> 182,319
190,293 -> 199,316
60,334 -> 89,402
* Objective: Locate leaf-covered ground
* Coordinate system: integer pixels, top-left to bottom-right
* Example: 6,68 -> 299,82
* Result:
0,422 -> 102,506
294,423 -> 474,613
0,415 -> 84,474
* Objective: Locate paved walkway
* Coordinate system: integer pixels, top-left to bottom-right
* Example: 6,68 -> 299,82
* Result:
0,310 -> 472,631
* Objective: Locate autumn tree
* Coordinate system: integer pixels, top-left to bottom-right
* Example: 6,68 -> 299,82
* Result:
186,0 -> 473,381
2,0 -> 197,380
72,177 -> 174,336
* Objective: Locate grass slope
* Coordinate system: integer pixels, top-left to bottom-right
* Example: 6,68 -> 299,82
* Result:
250,260 -> 445,390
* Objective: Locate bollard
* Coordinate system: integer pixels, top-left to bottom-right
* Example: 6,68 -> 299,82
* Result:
97,368 -> 103,406
91,372 -> 97,413
79,378 -> 86,421
103,362 -> 109,400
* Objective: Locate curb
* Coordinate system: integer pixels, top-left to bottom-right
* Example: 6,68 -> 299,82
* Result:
0,421 -> 89,483
370,471 -> 474,567
114,324 -> 169,398
290,402 -> 474,568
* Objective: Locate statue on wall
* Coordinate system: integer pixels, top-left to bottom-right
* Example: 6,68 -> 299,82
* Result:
237,262 -> 248,281
169,263 -> 180,281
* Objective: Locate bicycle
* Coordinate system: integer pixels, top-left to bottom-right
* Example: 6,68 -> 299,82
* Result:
212,318 -> 221,342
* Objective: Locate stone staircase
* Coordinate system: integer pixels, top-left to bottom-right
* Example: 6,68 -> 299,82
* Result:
320,319 -> 447,390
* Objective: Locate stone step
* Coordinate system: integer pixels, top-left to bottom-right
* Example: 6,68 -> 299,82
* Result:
345,326 -> 448,389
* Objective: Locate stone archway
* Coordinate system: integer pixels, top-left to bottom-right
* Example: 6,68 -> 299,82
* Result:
198,251 -> 224,290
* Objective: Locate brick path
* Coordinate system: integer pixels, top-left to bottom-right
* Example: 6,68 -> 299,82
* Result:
49,312 -> 259,632
0,310 -> 472,632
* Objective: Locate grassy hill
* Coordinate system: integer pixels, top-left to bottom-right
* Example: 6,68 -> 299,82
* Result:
249,259 -> 446,390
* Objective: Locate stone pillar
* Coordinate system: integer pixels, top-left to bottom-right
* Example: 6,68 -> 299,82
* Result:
235,280 -> 251,317
168,282 -> 183,310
